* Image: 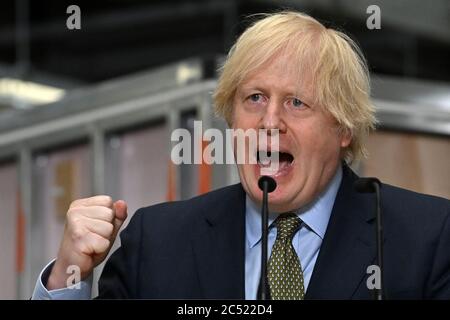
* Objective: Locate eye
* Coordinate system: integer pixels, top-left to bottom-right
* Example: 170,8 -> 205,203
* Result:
291,98 -> 304,108
248,93 -> 263,103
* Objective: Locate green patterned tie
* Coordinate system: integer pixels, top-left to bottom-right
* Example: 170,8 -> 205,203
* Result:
268,213 -> 305,300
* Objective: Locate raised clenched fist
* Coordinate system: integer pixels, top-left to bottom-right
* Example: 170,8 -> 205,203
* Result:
46,196 -> 128,290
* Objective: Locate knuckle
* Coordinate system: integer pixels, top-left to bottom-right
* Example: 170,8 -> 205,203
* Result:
101,238 -> 111,249
66,208 -> 78,221
69,198 -> 83,209
98,206 -> 114,220
104,208 -> 115,221
105,223 -> 114,236
70,227 -> 85,242
66,208 -> 84,225
97,195 -> 113,207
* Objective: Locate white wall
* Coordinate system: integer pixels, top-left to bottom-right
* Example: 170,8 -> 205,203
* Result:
0,163 -> 18,299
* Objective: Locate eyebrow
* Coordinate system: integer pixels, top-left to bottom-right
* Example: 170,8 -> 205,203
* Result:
239,84 -> 307,98
239,85 -> 265,93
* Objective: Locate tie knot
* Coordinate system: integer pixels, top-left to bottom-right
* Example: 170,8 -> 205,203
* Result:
275,213 -> 301,240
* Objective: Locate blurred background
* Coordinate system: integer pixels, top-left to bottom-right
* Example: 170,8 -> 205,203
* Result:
0,0 -> 449,299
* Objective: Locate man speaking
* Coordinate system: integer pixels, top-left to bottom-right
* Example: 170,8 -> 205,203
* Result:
33,11 -> 450,299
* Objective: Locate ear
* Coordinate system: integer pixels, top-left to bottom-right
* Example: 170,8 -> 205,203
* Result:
340,128 -> 352,148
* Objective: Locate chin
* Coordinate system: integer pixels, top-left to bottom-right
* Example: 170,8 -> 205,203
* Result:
267,190 -> 300,213
246,164 -> 302,213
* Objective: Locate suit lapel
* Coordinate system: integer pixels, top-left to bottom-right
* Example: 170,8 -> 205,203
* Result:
305,165 -> 377,299
190,166 -> 378,299
191,184 -> 247,299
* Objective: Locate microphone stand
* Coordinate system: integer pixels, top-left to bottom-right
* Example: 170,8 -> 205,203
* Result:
260,180 -> 269,300
258,176 -> 276,300
355,177 -> 384,300
373,182 -> 384,300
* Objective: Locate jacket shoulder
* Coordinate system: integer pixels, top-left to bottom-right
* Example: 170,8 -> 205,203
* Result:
381,183 -> 449,213
380,183 -> 450,235
129,183 -> 244,228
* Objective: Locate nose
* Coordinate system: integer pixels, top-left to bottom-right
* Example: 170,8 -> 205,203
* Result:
259,98 -> 287,133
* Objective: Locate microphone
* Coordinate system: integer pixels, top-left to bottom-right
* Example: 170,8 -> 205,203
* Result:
354,177 -> 384,300
257,176 -> 277,300
258,176 -> 277,193
354,177 -> 381,193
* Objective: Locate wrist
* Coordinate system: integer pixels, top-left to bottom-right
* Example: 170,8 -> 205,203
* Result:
46,260 -> 70,290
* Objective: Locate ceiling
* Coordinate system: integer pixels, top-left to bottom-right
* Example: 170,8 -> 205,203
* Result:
0,0 -> 449,87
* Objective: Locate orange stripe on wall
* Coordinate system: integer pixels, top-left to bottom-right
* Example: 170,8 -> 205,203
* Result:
198,140 -> 211,195
16,190 -> 25,273
166,160 -> 176,201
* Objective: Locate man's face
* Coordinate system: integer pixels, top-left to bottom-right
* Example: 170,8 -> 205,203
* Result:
232,53 -> 351,213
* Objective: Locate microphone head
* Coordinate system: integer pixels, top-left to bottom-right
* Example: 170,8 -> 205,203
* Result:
354,177 -> 381,193
258,176 -> 277,193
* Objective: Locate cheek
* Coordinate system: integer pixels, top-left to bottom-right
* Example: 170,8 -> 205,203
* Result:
295,119 -> 341,156
231,104 -> 244,127
232,108 -> 258,130
316,127 -> 343,159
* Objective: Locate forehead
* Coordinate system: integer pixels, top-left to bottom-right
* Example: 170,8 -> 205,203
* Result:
238,51 -> 315,97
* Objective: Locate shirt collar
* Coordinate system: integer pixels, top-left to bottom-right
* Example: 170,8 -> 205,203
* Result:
246,165 -> 343,248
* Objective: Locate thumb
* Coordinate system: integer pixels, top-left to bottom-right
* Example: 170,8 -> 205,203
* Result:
113,200 -> 128,231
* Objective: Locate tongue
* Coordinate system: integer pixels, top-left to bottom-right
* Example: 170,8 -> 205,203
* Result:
278,158 -> 291,170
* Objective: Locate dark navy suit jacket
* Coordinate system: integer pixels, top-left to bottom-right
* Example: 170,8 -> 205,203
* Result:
98,165 -> 450,299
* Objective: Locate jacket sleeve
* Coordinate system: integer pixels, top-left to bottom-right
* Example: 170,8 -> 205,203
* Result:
96,208 -> 145,299
426,205 -> 450,299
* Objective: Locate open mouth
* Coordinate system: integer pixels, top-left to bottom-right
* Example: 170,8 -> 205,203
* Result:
256,150 -> 294,174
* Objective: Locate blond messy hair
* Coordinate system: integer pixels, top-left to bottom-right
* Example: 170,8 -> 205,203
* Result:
213,11 -> 376,162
